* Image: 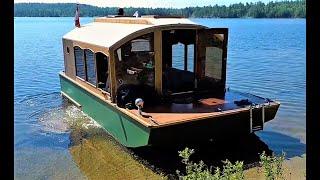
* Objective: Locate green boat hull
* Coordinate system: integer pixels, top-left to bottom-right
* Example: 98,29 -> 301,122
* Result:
59,74 -> 150,148
59,74 -> 280,148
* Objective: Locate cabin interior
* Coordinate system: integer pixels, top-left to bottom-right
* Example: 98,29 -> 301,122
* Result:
63,18 -> 271,122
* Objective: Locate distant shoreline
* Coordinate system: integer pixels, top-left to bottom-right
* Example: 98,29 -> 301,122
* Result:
14,1 -> 306,18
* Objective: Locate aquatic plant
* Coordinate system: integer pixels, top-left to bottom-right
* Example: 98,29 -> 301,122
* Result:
259,151 -> 285,180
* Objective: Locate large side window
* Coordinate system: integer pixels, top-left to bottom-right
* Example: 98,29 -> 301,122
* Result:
85,49 -> 96,85
74,46 -> 86,80
115,33 -> 155,89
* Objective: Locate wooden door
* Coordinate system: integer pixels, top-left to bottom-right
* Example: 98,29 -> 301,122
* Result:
196,28 -> 228,89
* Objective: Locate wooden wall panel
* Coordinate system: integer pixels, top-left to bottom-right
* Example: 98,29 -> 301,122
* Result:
63,39 -> 76,79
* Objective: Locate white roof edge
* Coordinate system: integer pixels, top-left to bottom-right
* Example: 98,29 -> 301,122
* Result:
63,19 -> 206,49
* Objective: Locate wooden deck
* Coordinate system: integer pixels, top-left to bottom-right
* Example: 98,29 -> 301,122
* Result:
127,90 -> 277,127
60,73 -> 279,129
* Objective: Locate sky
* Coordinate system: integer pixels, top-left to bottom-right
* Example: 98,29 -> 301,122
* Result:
14,0 -> 276,8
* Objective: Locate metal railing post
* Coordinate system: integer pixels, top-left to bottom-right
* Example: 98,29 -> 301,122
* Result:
262,104 -> 265,130
250,105 -> 253,133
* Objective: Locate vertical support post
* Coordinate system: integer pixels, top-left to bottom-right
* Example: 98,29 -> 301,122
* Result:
154,30 -> 163,95
184,44 -> 188,71
83,49 -> 88,81
94,52 -> 98,88
109,50 -> 117,102
262,104 -> 265,130
222,29 -> 228,89
250,106 -> 253,133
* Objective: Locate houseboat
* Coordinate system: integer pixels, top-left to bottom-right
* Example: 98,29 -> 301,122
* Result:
59,15 -> 280,147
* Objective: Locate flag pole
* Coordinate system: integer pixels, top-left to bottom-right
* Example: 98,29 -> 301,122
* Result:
74,3 -> 81,28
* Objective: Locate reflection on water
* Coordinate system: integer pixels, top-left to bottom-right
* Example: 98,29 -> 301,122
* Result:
69,132 -> 162,179
64,102 -> 162,179
131,132 -> 305,177
256,131 -> 306,158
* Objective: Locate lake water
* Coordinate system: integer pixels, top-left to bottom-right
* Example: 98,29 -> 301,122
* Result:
14,17 -> 306,179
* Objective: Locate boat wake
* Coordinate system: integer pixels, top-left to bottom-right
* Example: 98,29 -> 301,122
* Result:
38,104 -> 102,134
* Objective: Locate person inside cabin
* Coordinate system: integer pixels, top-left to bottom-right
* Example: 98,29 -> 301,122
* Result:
117,8 -> 124,16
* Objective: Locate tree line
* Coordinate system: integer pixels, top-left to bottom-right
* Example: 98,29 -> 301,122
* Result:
14,1 -> 305,18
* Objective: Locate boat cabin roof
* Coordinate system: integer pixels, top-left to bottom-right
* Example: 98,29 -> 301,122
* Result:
63,16 -> 206,53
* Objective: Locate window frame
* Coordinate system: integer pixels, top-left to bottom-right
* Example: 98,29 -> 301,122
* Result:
84,49 -> 97,87
74,46 -> 99,88
74,46 -> 87,81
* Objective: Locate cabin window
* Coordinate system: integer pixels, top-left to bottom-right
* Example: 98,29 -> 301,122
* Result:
202,34 -> 224,82
204,46 -> 223,80
117,48 -> 122,61
84,49 -> 96,85
115,33 -> 155,89
172,43 -> 195,72
96,52 -> 110,92
172,43 -> 184,70
74,46 -> 86,80
187,44 -> 195,72
131,39 -> 151,52
66,47 -> 70,54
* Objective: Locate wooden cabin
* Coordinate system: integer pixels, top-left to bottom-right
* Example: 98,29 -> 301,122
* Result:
60,16 -> 280,147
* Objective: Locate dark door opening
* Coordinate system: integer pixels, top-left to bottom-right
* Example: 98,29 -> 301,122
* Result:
162,29 -> 196,94
96,52 -> 110,92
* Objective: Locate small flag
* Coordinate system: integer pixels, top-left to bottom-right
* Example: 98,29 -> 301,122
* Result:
133,11 -> 139,18
74,4 -> 80,28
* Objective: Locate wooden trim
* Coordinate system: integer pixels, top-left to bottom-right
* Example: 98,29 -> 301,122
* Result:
83,49 -> 88,81
94,53 -> 98,88
222,29 -> 228,88
98,88 -> 111,97
154,30 -> 163,95
136,101 -> 280,128
110,24 -> 204,51
65,38 -> 110,56
109,50 -> 117,102
94,17 -> 153,25
75,76 -> 86,82
64,25 -> 205,57
193,43 -> 197,87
